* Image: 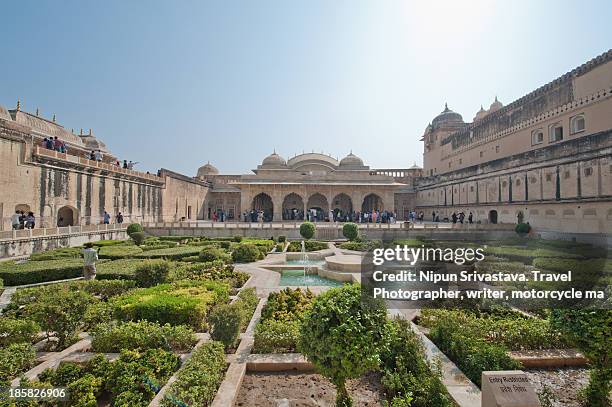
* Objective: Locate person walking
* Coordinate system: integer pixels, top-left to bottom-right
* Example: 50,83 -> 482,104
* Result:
103,211 -> 111,224
11,211 -> 21,230
468,212 -> 473,224
116,212 -> 124,224
82,242 -> 98,280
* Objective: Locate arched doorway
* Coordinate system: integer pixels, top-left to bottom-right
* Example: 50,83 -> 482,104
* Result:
57,206 -> 78,226
252,193 -> 274,221
282,193 -> 304,220
332,193 -> 352,221
307,193 -> 329,222
362,194 -> 384,213
489,210 -> 498,224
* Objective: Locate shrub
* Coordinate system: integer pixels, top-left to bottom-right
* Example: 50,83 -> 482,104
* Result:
342,222 -> 359,241
235,288 -> 259,331
0,317 -> 40,347
66,374 -> 103,406
0,343 -> 36,385
83,301 -> 114,330
130,231 -> 146,245
231,244 -> 261,263
96,259 -> 142,280
25,286 -> 96,349
209,303 -> 242,349
91,321 -> 197,353
233,235 -> 243,242
91,239 -> 126,247
515,223 -> 531,234
112,280 -> 229,330
134,259 -> 171,287
199,247 -> 231,263
29,247 -> 82,261
277,235 -> 286,243
71,279 -> 136,298
98,244 -> 143,260
0,258 -> 83,286
299,285 -> 388,406
135,246 -> 201,260
162,341 -> 226,407
381,317 -> 452,406
427,311 -> 521,387
170,262 -> 249,288
261,287 -> 314,322
299,221 -> 315,240
339,241 -> 382,252
253,319 -> 301,353
484,246 -> 583,262
126,223 -> 143,236
550,309 -> 612,406
105,349 -> 180,404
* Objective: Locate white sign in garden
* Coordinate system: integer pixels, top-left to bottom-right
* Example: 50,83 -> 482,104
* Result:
481,371 -> 541,407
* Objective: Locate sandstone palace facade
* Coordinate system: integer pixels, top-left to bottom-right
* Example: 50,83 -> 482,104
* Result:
0,50 -> 610,239
416,49 -> 612,237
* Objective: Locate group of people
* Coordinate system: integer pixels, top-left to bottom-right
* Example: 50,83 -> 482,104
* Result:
42,136 -> 68,153
451,211 -> 474,224
408,210 -> 425,222
102,211 -> 124,224
243,210 -> 267,223
11,210 -> 36,229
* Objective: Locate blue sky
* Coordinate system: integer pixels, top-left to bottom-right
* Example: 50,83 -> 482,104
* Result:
1,0 -> 610,174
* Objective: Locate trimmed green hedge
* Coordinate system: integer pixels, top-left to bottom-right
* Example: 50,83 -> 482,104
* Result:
0,343 -> 37,385
287,240 -> 328,252
29,247 -> 82,261
162,341 -> 226,407
96,259 -> 143,280
134,246 -> 201,260
0,258 -> 83,286
91,321 -> 197,353
338,241 -> 382,252
112,280 -> 230,330
98,244 -> 143,260
484,246 -> 583,262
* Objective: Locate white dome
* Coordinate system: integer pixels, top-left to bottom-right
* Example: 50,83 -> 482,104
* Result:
197,162 -> 219,177
339,152 -> 364,167
261,151 -> 287,167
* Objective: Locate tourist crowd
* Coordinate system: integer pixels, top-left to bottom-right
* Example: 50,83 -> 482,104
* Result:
11,210 -> 36,230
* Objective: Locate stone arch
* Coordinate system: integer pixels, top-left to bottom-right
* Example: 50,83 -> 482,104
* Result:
57,205 -> 79,226
488,209 -> 498,224
331,193 -> 352,221
361,193 -> 384,212
282,193 -> 304,220
252,193 -> 274,221
307,193 -> 329,221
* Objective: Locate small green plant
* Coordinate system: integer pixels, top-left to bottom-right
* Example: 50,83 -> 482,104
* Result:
342,223 -> 359,241
209,303 -> 242,349
130,231 -> 146,245
134,259 -> 170,287
0,343 -> 36,385
515,223 -> 531,234
277,235 -> 286,243
0,317 -> 40,347
231,244 -> 261,263
253,319 -> 301,353
199,247 -> 231,263
91,321 -> 197,352
299,285 -> 388,406
126,223 -> 144,236
299,221 -> 316,240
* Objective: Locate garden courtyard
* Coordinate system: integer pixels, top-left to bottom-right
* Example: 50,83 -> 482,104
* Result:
0,221 -> 609,407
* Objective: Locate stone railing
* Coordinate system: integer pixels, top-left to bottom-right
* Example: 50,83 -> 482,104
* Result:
33,147 -> 162,183
141,220 -> 472,230
0,223 -> 127,242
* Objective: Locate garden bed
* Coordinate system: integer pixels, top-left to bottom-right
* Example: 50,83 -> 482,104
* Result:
525,368 -> 590,407
235,371 -> 384,407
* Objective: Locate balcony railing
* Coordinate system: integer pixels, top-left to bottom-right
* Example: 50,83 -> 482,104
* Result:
0,223 -> 127,242
33,147 -> 162,183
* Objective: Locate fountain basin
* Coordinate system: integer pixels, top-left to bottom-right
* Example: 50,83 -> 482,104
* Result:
279,270 -> 344,287
325,254 -> 371,273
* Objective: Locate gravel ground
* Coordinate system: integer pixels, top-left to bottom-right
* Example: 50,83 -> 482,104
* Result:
236,371 -> 384,407
525,368 -> 590,407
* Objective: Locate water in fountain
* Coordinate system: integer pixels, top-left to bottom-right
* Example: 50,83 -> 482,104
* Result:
301,240 -> 313,283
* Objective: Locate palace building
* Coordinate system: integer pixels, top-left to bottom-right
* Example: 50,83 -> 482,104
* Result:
415,49 -> 612,236
0,49 -> 610,239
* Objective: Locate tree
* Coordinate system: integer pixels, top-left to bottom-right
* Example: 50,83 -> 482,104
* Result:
299,285 -> 388,406
342,223 -> 359,241
550,309 -> 612,406
299,222 -> 315,240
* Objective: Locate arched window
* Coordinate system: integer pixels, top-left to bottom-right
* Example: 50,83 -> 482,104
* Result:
570,114 -> 585,134
549,123 -> 563,142
531,129 -> 544,145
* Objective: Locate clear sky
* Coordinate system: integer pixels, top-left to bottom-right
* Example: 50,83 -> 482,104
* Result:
1,0 -> 610,174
